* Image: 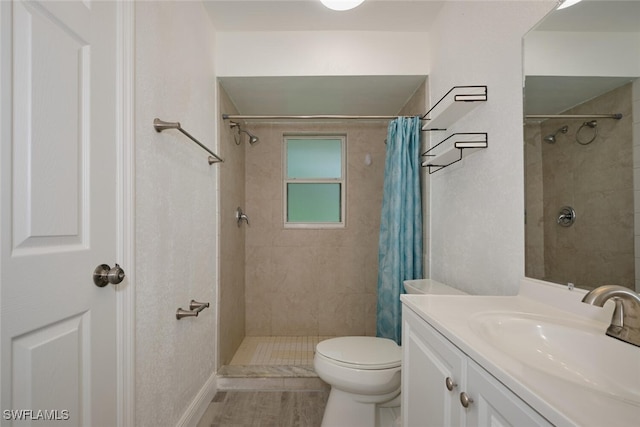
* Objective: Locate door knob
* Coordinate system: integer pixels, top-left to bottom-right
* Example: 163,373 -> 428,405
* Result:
93,263 -> 126,287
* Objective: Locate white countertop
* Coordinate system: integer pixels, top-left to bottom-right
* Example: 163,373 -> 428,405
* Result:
400,278 -> 640,427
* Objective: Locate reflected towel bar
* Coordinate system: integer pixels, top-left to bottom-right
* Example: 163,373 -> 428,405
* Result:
154,118 -> 224,165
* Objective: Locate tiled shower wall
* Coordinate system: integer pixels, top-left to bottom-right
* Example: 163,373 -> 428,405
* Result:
525,82 -> 635,290
244,121 -> 387,336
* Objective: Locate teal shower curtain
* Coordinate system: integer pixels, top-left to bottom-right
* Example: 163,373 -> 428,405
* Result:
376,116 -> 423,345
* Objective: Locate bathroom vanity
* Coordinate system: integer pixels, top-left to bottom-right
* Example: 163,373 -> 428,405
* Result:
400,279 -> 640,427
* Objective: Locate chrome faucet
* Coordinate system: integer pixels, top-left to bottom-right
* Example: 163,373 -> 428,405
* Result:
582,285 -> 640,347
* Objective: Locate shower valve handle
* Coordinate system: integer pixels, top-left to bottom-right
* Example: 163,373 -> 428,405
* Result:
236,207 -> 250,227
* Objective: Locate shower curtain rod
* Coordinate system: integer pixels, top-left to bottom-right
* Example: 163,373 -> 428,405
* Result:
525,113 -> 623,120
222,114 -> 424,121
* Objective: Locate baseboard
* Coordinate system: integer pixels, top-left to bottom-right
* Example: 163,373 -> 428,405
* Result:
176,371 -> 217,427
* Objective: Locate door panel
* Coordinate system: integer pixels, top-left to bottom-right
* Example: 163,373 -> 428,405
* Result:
12,313 -> 90,426
12,0 -> 90,253
1,1 -> 119,425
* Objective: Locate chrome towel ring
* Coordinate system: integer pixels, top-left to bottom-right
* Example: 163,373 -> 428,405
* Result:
576,120 -> 598,145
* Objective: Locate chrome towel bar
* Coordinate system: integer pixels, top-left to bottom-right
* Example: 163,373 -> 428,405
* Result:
154,118 -> 224,165
176,300 -> 210,320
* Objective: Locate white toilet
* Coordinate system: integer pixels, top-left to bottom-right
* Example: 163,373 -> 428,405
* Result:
314,336 -> 402,427
315,279 -> 467,427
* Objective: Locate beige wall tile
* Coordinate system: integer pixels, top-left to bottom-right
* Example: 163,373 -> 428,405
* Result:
245,122 -> 387,336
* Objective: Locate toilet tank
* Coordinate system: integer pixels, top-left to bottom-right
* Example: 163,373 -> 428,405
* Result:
403,279 -> 467,295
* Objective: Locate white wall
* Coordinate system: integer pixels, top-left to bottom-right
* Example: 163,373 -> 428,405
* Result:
215,31 -> 430,76
135,2 -> 218,425
427,1 -> 556,295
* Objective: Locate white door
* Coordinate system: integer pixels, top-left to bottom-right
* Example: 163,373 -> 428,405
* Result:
1,1 -> 121,426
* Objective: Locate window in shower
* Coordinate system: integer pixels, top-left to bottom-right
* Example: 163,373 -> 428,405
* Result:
283,135 -> 346,228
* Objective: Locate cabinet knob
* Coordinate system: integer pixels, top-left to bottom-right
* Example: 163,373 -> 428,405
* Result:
445,377 -> 457,391
460,392 -> 474,408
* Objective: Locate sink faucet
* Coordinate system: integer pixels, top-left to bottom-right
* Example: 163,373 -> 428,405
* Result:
582,285 -> 640,347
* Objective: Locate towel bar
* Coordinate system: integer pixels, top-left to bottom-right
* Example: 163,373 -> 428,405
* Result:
176,300 -> 210,320
154,118 -> 223,165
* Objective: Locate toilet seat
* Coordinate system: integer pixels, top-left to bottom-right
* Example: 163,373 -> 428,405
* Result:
316,336 -> 401,370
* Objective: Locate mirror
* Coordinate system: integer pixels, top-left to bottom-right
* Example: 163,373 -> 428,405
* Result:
523,0 -> 640,291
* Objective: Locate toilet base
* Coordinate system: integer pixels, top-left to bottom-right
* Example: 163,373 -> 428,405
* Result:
320,388 -> 400,427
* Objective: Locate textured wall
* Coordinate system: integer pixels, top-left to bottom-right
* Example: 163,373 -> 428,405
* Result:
218,86 -> 246,367
428,1 -> 556,295
244,122 -> 387,336
134,2 -> 217,425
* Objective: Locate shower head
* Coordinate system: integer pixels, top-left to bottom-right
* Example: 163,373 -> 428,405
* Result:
229,122 -> 260,145
244,130 -> 260,145
543,125 -> 568,144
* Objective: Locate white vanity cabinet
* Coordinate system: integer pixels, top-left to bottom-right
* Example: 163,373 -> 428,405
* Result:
402,306 -> 552,427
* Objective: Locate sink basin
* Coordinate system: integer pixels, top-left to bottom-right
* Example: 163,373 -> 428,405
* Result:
469,312 -> 640,404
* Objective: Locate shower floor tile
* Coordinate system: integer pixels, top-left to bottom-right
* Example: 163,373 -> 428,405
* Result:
230,336 -> 333,366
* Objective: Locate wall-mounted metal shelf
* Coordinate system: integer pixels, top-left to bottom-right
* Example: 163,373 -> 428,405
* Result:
421,133 -> 488,174
422,86 -> 487,131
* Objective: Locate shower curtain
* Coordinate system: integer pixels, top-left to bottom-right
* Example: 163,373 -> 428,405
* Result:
376,116 -> 423,345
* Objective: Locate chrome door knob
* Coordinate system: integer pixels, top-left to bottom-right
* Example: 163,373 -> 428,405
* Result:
93,263 -> 126,287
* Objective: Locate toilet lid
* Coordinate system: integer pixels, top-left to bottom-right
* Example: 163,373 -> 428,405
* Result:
316,336 -> 401,369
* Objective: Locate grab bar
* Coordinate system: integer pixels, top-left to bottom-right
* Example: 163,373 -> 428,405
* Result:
176,300 -> 210,320
154,118 -> 224,165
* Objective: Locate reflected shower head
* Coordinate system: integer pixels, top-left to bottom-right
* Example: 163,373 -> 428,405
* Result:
229,122 -> 260,145
543,125 -> 568,144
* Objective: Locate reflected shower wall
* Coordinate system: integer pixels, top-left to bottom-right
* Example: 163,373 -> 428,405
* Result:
525,82 -> 634,290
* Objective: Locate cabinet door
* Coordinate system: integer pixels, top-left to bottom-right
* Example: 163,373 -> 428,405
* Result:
402,308 -> 466,427
465,360 -> 552,427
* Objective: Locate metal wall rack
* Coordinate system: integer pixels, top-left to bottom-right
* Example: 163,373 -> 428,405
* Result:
421,133 -> 488,174
421,85 -> 488,173
422,86 -> 487,131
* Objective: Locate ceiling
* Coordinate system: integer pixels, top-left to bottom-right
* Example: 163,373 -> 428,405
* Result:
524,76 -> 635,116
204,1 -> 640,118
203,0 -> 445,32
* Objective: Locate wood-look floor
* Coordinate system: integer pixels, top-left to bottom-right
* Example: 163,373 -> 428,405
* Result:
198,390 -> 329,427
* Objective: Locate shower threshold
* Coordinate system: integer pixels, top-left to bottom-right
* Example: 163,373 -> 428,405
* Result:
218,336 -> 332,391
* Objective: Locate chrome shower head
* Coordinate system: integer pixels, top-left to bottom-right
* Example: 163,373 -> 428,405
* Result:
543,125 -> 568,144
229,122 -> 260,145
245,130 -> 260,145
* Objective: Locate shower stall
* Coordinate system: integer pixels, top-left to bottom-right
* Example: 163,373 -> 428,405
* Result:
216,80 -> 429,383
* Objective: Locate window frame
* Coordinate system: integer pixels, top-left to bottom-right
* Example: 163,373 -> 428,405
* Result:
282,134 -> 347,229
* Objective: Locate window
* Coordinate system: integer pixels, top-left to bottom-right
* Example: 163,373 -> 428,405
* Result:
284,135 -> 346,228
